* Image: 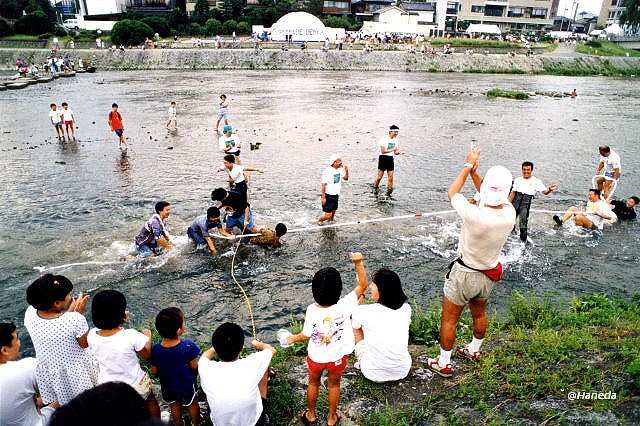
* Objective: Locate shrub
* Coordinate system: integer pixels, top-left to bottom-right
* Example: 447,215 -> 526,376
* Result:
141,16 -> 170,37
53,25 -> 68,37
222,19 -> 238,35
111,19 -> 154,46
486,88 -> 529,100
205,18 -> 222,36
237,21 -> 250,35
585,40 -> 602,48
189,23 -> 203,36
14,11 -> 53,35
37,32 -> 53,40
0,18 -> 13,37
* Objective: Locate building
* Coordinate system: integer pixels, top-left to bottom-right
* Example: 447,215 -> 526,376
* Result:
185,0 -> 222,14
126,0 -> 177,14
456,0 -> 554,33
352,0 -> 394,21
597,0 -> 624,28
360,2 -> 436,34
323,0 -> 352,16
75,0 -> 127,16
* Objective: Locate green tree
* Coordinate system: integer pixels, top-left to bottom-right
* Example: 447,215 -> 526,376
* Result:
620,0 -> 640,31
237,21 -> 250,35
192,0 -> 210,24
223,0 -> 246,20
141,16 -> 170,37
168,7 -> 189,32
205,18 -> 222,35
189,22 -> 203,35
0,0 -> 23,19
111,19 -> 154,45
222,19 -> 238,34
14,10 -> 52,35
302,0 -> 323,15
0,18 -> 13,37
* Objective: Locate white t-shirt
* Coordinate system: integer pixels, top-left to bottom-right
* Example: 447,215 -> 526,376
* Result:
600,150 -> 621,179
586,200 -> 614,230
60,108 -> 74,122
303,290 -> 358,363
378,134 -> 399,157
199,349 -> 273,426
219,134 -> 240,154
48,110 -> 61,124
352,303 -> 411,383
225,164 -> 245,184
87,328 -> 148,386
168,106 -> 176,120
512,176 -> 546,196
0,358 -> 49,426
451,193 -> 516,270
321,166 -> 346,196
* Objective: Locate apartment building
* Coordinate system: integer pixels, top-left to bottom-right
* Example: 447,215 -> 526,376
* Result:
456,0 -> 554,33
597,0 -> 624,28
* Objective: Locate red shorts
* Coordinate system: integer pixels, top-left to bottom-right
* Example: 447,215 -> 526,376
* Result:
306,355 -> 348,375
64,120 -> 73,125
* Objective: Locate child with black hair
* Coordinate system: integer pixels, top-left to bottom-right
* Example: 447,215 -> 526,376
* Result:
150,307 -> 200,426
23,274 -> 98,407
0,322 -> 53,425
199,322 -> 276,426
352,267 -> 412,383
249,223 -> 288,248
134,201 -> 173,258
87,289 -> 160,418
286,253 -> 369,426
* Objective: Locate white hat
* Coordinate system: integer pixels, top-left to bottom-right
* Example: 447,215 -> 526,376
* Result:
479,166 -> 512,207
329,154 -> 341,166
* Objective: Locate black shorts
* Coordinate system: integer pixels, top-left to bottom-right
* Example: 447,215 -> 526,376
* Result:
161,384 -> 197,406
323,194 -> 339,213
377,155 -> 394,171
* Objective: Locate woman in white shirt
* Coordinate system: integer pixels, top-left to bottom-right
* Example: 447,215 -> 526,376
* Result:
352,268 -> 412,383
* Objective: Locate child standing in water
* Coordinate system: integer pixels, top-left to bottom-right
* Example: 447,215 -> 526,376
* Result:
60,102 -> 76,140
215,94 -> 229,134
108,103 -> 127,152
167,101 -> 177,130
49,103 -> 64,140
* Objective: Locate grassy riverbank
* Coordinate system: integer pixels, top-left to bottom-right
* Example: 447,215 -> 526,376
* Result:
577,41 -> 640,58
267,292 -> 640,425
486,88 -> 529,100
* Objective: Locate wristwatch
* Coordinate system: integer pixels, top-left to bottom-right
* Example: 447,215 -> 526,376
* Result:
464,162 -> 474,169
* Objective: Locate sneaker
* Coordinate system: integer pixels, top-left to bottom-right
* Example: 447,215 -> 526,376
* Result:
196,244 -> 207,251
553,215 -> 563,226
426,357 -> 454,378
455,346 -> 481,361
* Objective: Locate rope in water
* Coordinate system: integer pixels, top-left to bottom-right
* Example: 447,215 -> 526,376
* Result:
230,225 -> 257,339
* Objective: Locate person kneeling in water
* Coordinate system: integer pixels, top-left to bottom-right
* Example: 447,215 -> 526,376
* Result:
610,196 -> 639,221
553,189 -> 615,230
187,206 -> 233,256
249,223 -> 287,248
134,201 -> 173,258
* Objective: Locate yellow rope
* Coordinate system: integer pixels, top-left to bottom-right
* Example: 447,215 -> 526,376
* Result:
229,223 -> 257,339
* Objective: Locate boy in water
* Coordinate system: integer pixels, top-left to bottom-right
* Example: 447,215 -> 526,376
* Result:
215,94 -> 229,134
218,125 -> 241,163
167,101 -> 177,130
218,154 -> 263,197
108,103 -> 127,152
49,103 -> 64,140
249,223 -> 287,248
60,102 -> 76,141
186,206 -> 232,256
134,201 -> 173,258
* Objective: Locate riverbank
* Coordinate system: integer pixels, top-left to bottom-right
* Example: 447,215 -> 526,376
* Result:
2,48 -> 640,76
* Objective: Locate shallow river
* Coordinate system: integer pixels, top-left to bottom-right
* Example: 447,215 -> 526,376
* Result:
1,70 -> 639,352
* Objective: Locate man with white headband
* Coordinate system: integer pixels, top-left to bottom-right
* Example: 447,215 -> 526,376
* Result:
427,145 -> 515,378
319,154 -> 349,224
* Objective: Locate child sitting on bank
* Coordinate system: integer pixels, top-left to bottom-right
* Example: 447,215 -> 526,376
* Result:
286,252 -> 369,426
24,274 -> 98,407
199,323 -> 276,426
150,308 -> 200,426
86,289 -> 160,418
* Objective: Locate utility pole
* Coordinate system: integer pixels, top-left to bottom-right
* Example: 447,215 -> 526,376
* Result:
571,0 -> 579,32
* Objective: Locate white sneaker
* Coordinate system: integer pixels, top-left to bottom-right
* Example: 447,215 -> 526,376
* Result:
196,244 -> 207,251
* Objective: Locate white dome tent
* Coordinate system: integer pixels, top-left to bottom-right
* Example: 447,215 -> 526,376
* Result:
270,12 -> 328,42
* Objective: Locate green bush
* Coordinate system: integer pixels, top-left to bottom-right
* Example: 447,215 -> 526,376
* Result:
486,88 -> 529,100
585,40 -> 602,48
37,32 -> 53,40
322,15 -> 362,31
111,19 -> 154,46
53,25 -> 68,37
205,18 -> 222,36
222,19 -> 238,35
14,11 -> 53,35
189,22 -> 203,36
141,16 -> 170,37
237,21 -> 250,35
0,18 -> 13,37
627,356 -> 640,390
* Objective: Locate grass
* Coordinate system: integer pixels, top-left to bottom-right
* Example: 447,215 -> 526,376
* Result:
486,88 -> 530,100
426,37 -> 550,49
576,41 -> 640,57
0,35 -> 40,41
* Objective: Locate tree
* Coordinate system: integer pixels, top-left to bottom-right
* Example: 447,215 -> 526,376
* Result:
620,0 -> 640,31
222,19 -> 238,34
168,7 -> 189,32
237,21 -> 250,35
302,0 -> 323,16
205,18 -> 222,36
0,0 -> 23,19
25,0 -> 56,24
189,22 -> 203,35
111,19 -> 154,45
192,0 -> 210,24
14,10 -> 52,35
0,18 -> 13,37
223,0 -> 246,20
141,16 -> 170,37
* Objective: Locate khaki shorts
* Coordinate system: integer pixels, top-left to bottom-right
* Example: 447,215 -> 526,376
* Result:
132,373 -> 153,400
443,262 -> 494,306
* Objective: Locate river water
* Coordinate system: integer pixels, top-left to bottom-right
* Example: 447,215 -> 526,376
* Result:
1,70 -> 639,352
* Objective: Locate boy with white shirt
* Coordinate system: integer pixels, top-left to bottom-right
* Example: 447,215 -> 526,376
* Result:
219,125 -> 241,162
0,322 -> 53,426
199,323 -> 276,426
319,154 -> 349,224
219,154 -> 263,197
60,102 -> 76,141
508,161 -> 558,242
373,125 -> 401,195
87,290 -> 160,418
48,103 -> 64,140
595,145 -> 621,201
215,94 -> 230,133
166,101 -> 177,130
286,253 -> 368,426
553,189 -> 615,230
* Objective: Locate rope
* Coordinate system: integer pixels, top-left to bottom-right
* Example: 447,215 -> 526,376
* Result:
229,221 -> 257,339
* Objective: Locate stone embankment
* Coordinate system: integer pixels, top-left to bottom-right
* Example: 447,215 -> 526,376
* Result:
2,48 -> 640,75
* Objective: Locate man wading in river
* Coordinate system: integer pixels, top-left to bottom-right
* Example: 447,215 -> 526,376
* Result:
427,146 -> 515,378
373,125 -> 402,195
